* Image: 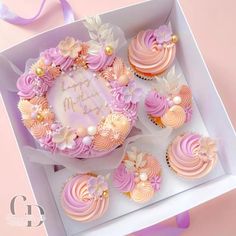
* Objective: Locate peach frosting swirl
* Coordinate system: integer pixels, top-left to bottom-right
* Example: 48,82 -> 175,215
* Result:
161,105 -> 186,128
61,175 -> 109,222
113,147 -> 161,203
128,30 -> 176,77
167,133 -> 218,179
130,181 -> 154,203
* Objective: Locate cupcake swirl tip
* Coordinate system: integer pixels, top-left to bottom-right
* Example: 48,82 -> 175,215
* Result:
113,148 -> 161,203
167,133 -> 218,179
61,174 -> 109,222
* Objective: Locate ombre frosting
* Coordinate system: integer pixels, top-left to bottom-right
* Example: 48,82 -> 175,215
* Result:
87,50 -> 115,71
145,90 -> 169,117
145,83 -> 192,129
113,164 -> 135,192
167,133 -> 218,179
61,174 -> 109,222
113,147 -> 161,203
128,29 -> 176,77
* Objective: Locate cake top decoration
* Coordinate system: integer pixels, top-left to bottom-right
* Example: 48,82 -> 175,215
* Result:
128,23 -> 178,79
61,173 -> 109,222
167,133 -> 218,179
145,66 -> 193,129
113,146 -> 162,203
17,16 -> 140,159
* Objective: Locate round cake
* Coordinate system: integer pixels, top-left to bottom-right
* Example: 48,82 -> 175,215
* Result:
145,67 -> 192,129
113,147 -> 161,203
16,19 -> 141,159
166,133 -> 218,179
61,174 -> 109,222
128,24 -> 178,80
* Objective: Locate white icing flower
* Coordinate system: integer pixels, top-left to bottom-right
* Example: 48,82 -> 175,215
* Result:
154,66 -> 182,96
58,37 -> 82,59
52,127 -> 76,150
198,137 -> 217,160
83,15 -> 119,55
124,146 -> 147,171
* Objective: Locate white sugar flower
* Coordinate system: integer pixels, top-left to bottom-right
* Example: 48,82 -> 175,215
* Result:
124,146 -> 147,171
198,137 -> 217,160
154,66 -> 182,96
52,127 -> 76,150
83,15 -> 119,55
58,37 -> 82,59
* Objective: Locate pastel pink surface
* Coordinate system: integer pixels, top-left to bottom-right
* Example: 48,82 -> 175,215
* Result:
0,1 -> 236,236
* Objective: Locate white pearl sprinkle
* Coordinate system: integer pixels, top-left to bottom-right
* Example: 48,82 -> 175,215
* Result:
173,96 -> 182,105
139,172 -> 148,181
82,136 -> 92,146
87,126 -> 97,136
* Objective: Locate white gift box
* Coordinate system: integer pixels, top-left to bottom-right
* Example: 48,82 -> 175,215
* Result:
1,0 -> 236,235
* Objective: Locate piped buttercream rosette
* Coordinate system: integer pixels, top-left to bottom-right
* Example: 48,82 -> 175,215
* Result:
16,16 -> 141,159
145,66 -> 193,129
113,147 -> 162,203
128,24 -> 178,80
166,133 -> 218,179
61,173 -> 109,222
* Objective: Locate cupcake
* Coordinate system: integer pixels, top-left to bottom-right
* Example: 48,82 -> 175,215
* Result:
61,174 -> 109,222
145,67 -> 192,129
113,147 -> 161,203
166,133 -> 218,179
128,24 -> 178,80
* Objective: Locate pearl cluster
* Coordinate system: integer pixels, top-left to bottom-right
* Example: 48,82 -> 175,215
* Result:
76,125 -> 97,146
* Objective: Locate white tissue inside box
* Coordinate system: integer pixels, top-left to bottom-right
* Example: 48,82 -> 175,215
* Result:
0,0 -> 236,235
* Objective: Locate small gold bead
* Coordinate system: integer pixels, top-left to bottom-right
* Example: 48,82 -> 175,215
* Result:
36,113 -> 44,122
104,45 -> 113,56
102,190 -> 109,198
35,67 -> 45,77
172,35 -> 178,43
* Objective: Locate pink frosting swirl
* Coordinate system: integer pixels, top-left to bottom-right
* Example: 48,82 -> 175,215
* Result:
41,72 -> 54,87
168,133 -> 217,179
128,30 -> 176,75
54,53 -> 74,71
87,50 -> 115,71
113,164 -> 135,192
61,174 -> 109,222
61,138 -> 92,158
145,90 -> 169,117
39,134 -> 57,153
17,73 -> 37,99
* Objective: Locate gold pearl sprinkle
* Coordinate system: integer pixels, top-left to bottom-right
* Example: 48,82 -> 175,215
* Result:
36,113 -> 44,122
35,67 -> 45,77
102,190 -> 109,198
104,45 -> 113,56
172,35 -> 178,43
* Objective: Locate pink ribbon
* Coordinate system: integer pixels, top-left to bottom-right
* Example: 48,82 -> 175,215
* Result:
0,0 -> 75,25
132,211 -> 190,236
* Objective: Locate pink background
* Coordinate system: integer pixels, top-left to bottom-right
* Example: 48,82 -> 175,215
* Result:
0,0 -> 236,235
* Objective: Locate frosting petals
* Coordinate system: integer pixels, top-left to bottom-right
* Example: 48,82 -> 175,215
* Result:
61,174 -> 109,222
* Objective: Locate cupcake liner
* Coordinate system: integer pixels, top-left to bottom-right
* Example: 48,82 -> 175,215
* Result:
148,114 -> 166,128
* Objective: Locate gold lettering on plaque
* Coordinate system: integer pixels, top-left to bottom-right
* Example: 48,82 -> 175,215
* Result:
62,72 -> 106,116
